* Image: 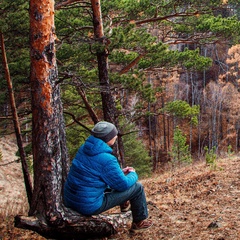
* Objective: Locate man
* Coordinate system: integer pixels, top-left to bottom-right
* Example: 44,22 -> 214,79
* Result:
64,121 -> 152,232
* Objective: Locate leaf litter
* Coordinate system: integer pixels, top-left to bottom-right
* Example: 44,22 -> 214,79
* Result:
0,136 -> 239,239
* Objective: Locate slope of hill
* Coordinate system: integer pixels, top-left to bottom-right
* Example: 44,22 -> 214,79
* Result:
0,136 -> 239,239
0,135 -> 29,217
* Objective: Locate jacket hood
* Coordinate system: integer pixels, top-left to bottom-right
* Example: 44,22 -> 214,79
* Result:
82,135 -> 113,156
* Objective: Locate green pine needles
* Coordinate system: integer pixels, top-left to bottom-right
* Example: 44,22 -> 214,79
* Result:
164,100 -> 200,126
122,122 -> 152,178
169,127 -> 192,168
204,146 -> 217,170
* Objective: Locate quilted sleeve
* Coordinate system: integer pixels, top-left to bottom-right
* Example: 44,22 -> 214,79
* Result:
100,154 -> 138,191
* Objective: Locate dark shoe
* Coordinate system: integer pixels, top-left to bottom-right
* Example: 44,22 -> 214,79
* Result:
120,201 -> 131,212
130,219 -> 153,232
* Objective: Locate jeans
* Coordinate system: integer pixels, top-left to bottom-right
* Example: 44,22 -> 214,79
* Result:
92,182 -> 148,223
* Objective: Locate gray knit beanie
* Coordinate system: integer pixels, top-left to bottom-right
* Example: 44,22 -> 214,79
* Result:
91,121 -> 118,143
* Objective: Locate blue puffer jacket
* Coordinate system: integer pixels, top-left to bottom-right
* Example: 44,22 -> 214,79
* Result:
64,135 -> 138,215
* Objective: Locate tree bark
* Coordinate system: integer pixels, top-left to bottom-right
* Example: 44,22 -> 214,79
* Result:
15,1 -> 130,238
91,0 -> 116,123
15,210 -> 132,239
91,0 -> 126,166
0,32 -> 33,204
28,0 -> 69,220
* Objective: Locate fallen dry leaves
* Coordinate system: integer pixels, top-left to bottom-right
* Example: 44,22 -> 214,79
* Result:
0,135 -> 239,239
109,157 -> 240,239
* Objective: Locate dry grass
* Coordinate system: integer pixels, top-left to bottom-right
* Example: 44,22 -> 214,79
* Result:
0,135 -> 29,218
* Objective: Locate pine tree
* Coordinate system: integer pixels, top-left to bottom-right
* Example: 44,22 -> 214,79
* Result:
170,127 -> 192,167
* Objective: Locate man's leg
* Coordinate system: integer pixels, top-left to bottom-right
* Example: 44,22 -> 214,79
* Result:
93,182 -> 148,223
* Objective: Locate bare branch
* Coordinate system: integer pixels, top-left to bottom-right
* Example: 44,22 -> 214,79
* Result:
0,159 -> 19,166
134,11 -> 207,25
55,0 -> 90,10
64,111 -> 92,132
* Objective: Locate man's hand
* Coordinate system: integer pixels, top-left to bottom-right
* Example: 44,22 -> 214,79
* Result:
122,166 -> 135,175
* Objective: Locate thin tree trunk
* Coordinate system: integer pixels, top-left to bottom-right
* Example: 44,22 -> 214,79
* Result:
0,32 -> 33,205
167,116 -> 170,150
72,78 -> 99,124
161,96 -> 167,151
91,0 -> 125,166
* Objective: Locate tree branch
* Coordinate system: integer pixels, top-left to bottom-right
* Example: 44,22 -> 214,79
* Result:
15,210 -> 132,239
119,54 -> 145,75
55,0 -> 90,10
0,159 -> 19,166
63,111 -> 92,132
134,11 -> 208,25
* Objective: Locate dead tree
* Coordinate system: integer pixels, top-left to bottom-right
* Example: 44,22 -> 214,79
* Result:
0,32 -> 33,204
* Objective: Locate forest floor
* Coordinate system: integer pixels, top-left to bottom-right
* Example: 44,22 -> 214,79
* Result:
0,135 -> 240,240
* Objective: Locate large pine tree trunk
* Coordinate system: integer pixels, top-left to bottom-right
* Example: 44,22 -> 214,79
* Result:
28,0 -> 69,219
15,1 -> 130,238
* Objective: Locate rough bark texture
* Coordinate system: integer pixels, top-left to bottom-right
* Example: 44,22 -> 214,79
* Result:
15,210 -> 132,239
15,1 -> 130,238
91,0 -> 116,123
91,0 -> 126,166
28,0 -> 68,221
